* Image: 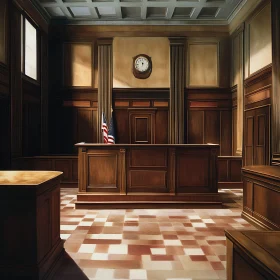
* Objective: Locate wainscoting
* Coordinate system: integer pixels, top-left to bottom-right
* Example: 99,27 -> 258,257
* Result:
243,65 -> 271,166
217,156 -> 242,188
12,155 -> 242,190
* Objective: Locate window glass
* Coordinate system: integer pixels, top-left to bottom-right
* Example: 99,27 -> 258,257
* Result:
25,19 -> 37,80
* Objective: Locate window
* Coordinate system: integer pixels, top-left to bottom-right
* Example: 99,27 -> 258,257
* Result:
21,16 -> 37,80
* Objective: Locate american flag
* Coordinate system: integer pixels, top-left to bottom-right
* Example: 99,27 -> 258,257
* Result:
102,112 -> 108,143
107,116 -> 115,144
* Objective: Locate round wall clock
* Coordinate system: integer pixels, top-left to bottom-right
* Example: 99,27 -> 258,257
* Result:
132,54 -> 152,79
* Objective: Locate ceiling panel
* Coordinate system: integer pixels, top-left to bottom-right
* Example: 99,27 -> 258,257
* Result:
32,0 -> 246,25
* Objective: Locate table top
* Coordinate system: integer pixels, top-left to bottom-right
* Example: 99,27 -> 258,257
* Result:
0,171 -> 63,186
75,143 -> 220,148
225,230 -> 280,277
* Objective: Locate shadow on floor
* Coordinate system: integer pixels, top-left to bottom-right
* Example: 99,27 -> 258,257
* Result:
52,252 -> 89,280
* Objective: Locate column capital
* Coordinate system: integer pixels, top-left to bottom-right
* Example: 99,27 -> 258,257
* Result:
169,37 -> 186,46
97,38 -> 113,46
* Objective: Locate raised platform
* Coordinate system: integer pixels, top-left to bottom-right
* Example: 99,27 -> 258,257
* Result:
76,193 -> 222,209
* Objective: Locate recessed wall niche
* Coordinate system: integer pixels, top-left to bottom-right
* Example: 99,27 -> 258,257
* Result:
63,43 -> 93,87
187,42 -> 219,87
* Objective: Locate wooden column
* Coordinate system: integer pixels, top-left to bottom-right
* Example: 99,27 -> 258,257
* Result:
10,4 -> 22,158
169,38 -> 185,144
271,0 -> 280,165
97,38 -> 113,143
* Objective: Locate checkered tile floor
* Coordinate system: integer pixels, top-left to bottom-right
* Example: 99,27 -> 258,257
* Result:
60,189 -> 256,280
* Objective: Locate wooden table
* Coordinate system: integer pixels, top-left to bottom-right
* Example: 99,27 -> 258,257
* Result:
242,165 -> 280,230
0,171 -> 64,280
75,143 -> 221,208
225,230 -> 280,280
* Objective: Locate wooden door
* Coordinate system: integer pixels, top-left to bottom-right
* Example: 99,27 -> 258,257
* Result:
129,110 -> 155,144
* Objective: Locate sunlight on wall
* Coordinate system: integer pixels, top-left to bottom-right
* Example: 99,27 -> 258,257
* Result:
64,44 -> 92,87
249,3 -> 272,75
113,37 -> 169,88
188,43 -> 218,87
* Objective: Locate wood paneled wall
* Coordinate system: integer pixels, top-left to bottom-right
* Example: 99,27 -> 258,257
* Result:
0,0 -> 49,169
113,89 -> 169,144
187,88 -> 232,156
51,89 -> 98,154
0,0 -> 10,169
243,65 -> 271,166
218,156 -> 242,188
12,156 -> 78,187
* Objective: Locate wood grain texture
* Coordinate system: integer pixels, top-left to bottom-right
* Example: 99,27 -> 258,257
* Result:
12,156 -> 78,187
244,106 -> 270,166
76,144 -> 220,207
187,88 -> 232,155
225,230 -> 280,280
217,156 -> 242,188
271,0 -> 280,164
242,165 -> 280,230
0,171 -> 64,279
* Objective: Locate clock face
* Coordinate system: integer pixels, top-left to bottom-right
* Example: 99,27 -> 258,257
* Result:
134,56 -> 150,73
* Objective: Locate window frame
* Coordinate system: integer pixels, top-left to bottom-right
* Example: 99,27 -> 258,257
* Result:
21,13 -> 40,84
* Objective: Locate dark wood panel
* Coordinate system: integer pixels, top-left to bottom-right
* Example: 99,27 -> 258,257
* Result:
23,101 -> 41,157
0,172 -> 63,279
245,87 -> 270,105
76,144 -> 220,208
0,0 -> 8,65
60,107 -> 97,153
155,109 -> 168,144
37,192 -> 52,262
10,5 -> 22,158
188,111 -> 204,144
244,106 -> 270,166
244,111 -> 254,166
176,151 -> 209,192
217,156 -> 242,188
232,107 -> 237,155
226,230 -> 280,280
0,98 -> 10,169
115,109 -> 129,144
218,159 -> 228,182
229,159 -> 242,182
204,111 -> 220,145
130,148 -> 167,167
243,180 -> 253,213
88,152 -> 119,192
54,160 -> 71,181
187,88 -> 232,155
253,183 -> 280,228
242,166 -> 280,230
220,110 -> 232,155
129,111 -> 155,144
233,250 -> 266,280
11,156 -> 78,187
129,170 -> 167,190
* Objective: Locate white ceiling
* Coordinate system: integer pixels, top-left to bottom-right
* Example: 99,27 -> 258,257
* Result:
32,0 -> 246,25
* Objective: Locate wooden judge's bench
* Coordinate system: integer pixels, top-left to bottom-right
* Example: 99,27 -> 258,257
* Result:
75,143 -> 221,208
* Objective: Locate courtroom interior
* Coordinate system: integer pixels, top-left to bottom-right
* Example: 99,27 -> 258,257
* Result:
0,0 -> 279,279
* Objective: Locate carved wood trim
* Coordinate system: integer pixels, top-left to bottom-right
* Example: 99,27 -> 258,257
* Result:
244,64 -> 272,88
245,86 -> 271,105
113,88 -> 169,99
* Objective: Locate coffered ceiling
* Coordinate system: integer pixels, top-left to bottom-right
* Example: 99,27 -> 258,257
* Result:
32,0 -> 247,25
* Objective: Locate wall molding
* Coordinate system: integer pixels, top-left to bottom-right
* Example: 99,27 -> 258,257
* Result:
244,64 -> 272,88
